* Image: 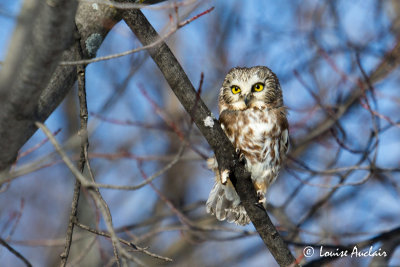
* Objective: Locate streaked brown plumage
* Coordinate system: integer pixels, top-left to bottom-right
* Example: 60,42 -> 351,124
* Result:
206,66 -> 289,225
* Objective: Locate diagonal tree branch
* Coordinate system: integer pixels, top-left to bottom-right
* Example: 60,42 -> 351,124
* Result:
120,8 -> 299,267
0,2 -> 121,173
0,0 -> 78,171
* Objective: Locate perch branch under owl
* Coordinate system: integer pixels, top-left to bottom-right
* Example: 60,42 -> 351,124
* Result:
120,7 -> 299,267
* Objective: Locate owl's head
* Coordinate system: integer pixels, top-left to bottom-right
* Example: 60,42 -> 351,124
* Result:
219,66 -> 283,112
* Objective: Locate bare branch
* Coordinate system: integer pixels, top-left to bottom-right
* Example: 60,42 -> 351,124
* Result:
34,122 -> 132,266
60,6 -> 214,66
120,8 -> 298,267
59,40 -> 87,266
0,0 -> 78,171
81,0 -> 195,11
74,221 -> 173,262
292,40 -> 400,156
0,237 -> 32,267
0,1 -> 121,172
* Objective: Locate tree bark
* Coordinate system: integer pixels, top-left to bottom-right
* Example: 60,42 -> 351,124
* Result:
121,8 -> 299,267
0,0 -> 78,171
0,1 -> 121,172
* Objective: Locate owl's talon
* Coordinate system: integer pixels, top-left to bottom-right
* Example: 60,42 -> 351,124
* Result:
236,148 -> 246,163
256,190 -> 263,199
254,197 -> 267,210
239,153 -> 246,163
254,202 -> 265,210
257,191 -> 267,209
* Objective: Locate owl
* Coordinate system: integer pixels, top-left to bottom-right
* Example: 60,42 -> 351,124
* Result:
206,66 -> 289,225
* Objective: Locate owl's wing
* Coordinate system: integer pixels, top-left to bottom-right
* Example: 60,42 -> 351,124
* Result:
218,110 -> 239,148
277,109 -> 289,155
281,128 -> 290,154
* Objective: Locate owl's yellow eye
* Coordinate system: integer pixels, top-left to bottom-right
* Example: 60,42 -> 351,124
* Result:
231,85 -> 241,94
252,83 -> 264,92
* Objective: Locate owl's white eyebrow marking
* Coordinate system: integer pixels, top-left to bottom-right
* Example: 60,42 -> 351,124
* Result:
203,116 -> 214,128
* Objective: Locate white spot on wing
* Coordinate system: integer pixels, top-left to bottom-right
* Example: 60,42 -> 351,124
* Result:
92,3 -> 99,10
204,116 -> 214,128
221,169 -> 230,185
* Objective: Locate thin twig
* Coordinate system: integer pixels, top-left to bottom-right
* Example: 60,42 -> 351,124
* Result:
74,221 -> 173,262
66,236 -> 97,267
34,123 -> 90,186
16,128 -> 62,160
35,126 -> 125,266
60,39 -> 87,266
0,237 -> 32,267
121,8 -> 299,267
81,0 -> 197,11
60,7 -> 214,66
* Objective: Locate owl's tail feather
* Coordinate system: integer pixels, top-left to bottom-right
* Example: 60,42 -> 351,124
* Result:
206,182 -> 250,226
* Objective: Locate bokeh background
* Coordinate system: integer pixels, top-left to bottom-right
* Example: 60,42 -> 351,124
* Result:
1,0 -> 400,266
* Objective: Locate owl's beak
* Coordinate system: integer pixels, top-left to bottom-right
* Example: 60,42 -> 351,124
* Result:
244,94 -> 251,106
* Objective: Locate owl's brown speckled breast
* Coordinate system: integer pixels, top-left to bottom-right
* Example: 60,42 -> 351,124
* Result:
219,107 -> 288,184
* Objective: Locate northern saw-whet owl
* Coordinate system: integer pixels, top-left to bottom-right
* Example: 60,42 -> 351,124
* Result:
206,66 -> 289,225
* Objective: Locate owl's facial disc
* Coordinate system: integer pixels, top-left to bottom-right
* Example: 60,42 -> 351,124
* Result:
243,82 -> 266,108
244,93 -> 261,109
219,66 -> 283,112
244,93 -> 252,106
